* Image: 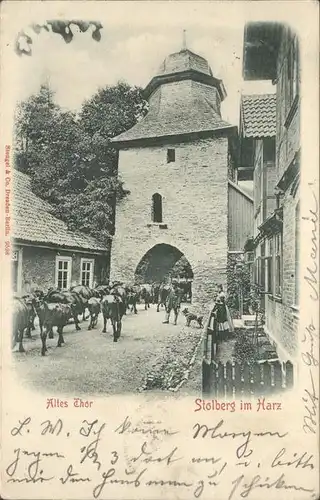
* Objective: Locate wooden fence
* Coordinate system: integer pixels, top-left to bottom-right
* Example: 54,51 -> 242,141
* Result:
202,359 -> 294,397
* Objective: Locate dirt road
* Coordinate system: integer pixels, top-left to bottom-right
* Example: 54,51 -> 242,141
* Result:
13,302 -> 204,396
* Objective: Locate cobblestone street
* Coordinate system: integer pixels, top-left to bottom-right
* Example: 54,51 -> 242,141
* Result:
13,303 -> 204,396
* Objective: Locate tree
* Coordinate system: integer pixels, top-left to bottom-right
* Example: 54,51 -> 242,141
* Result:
14,81 -> 148,244
227,255 -> 251,318
171,255 -> 193,279
15,20 -> 103,56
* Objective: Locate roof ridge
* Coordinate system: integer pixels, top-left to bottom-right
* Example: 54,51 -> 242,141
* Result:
242,93 -> 276,99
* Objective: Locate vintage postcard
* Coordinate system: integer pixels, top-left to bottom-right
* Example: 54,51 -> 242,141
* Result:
0,1 -> 319,499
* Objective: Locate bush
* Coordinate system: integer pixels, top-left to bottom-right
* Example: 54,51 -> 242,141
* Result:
233,331 -> 258,366
227,257 -> 251,316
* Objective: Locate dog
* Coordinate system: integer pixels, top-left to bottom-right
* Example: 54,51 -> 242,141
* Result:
182,308 -> 203,328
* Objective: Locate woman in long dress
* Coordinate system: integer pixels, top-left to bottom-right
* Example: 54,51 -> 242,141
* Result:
206,285 -> 234,341
216,285 -> 234,339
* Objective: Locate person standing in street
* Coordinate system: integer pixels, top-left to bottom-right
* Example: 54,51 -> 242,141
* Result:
162,283 -> 182,325
215,284 -> 234,339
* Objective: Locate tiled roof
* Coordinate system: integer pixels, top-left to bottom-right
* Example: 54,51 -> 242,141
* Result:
112,47 -> 232,145
241,94 -> 276,138
12,170 -> 107,252
112,89 -> 233,145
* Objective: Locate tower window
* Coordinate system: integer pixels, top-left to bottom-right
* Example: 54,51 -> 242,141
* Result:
152,193 -> 163,223
167,149 -> 175,163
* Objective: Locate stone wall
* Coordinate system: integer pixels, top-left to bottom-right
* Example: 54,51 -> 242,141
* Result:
110,135 -> 230,308
17,245 -> 108,294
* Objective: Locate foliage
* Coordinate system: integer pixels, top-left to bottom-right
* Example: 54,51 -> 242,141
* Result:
14,82 -> 148,245
227,256 -> 251,317
15,20 -> 103,56
233,331 -> 259,366
171,255 -> 193,279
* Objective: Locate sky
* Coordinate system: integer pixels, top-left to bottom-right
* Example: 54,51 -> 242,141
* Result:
12,8 -> 276,127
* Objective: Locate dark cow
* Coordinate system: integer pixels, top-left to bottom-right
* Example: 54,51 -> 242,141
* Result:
125,285 -> 140,314
70,285 -> 95,320
43,289 -> 83,331
21,295 -> 37,338
12,297 -> 33,352
40,303 -> 72,356
101,294 -> 124,342
94,284 -> 110,298
139,284 -> 153,310
88,297 -> 101,330
20,289 -> 45,336
109,283 -> 127,314
157,284 -> 171,312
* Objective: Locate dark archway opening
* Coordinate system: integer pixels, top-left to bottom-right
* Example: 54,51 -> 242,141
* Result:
135,244 -> 193,286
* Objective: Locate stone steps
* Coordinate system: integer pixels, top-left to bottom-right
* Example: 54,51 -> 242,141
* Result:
233,315 -> 263,329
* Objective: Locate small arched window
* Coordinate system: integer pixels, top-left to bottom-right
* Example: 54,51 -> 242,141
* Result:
152,193 -> 163,223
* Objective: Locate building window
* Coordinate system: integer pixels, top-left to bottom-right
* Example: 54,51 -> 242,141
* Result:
254,257 -> 261,286
55,256 -> 72,290
152,193 -> 163,223
265,238 -> 273,294
245,251 -> 254,264
167,149 -> 175,163
274,233 -> 283,297
81,259 -> 94,288
295,201 -> 300,305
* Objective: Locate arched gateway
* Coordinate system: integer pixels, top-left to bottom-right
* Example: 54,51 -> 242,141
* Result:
135,244 -> 193,284
109,42 -> 239,306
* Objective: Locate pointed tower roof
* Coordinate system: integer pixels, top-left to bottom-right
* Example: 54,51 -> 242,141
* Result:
157,48 -> 213,77
112,44 -> 234,147
144,47 -> 227,100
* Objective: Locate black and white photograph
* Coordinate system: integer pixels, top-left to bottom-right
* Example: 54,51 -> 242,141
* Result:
8,11 -> 302,396
0,2 -> 319,499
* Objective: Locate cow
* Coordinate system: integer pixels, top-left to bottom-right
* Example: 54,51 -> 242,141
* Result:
70,285 -> 95,320
139,284 -> 153,310
157,284 -> 171,312
87,297 -> 101,330
12,297 -> 33,352
125,285 -> 140,314
33,299 -> 54,339
43,289 -> 83,331
40,303 -> 72,356
94,284 -> 110,298
109,283 -> 128,314
21,295 -> 37,338
101,294 -> 124,342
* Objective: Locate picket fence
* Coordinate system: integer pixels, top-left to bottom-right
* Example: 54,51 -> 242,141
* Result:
202,359 -> 294,397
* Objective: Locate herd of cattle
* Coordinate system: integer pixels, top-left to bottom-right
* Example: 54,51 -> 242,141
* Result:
12,281 -> 192,356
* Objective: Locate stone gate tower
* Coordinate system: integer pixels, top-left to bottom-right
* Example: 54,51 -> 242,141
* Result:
110,44 -> 237,306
